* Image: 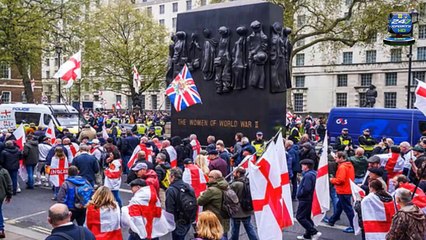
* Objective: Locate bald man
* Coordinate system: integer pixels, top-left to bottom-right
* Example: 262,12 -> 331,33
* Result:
46,203 -> 95,240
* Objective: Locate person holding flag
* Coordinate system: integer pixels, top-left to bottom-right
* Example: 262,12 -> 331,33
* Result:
296,159 -> 321,240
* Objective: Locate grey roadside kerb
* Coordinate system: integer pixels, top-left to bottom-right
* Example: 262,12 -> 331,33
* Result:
5,223 -> 49,240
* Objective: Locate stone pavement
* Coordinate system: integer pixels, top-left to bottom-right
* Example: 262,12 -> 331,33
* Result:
5,223 -> 49,240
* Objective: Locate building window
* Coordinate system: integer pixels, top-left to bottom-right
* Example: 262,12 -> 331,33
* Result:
359,93 -> 366,107
368,32 -> 377,43
172,2 -> 178,12
343,52 -> 353,64
294,94 -> 304,112
147,7 -> 152,16
141,95 -> 146,109
186,0 -> 192,10
385,73 -> 397,86
413,71 -> 426,85
295,76 -> 305,88
159,4 -> 165,14
84,82 -> 90,91
297,15 -> 305,28
151,95 -> 157,109
336,93 -> 347,107
46,71 -> 50,78
418,47 -> 426,61
0,63 -> 10,79
200,0 -> 206,6
55,57 -> 59,67
159,19 -> 165,25
360,73 -> 372,86
337,74 -> 348,87
366,50 -> 377,63
1,91 -> 11,103
172,18 -> 177,28
295,53 -> 305,66
47,85 -> 53,92
116,95 -> 122,103
165,97 -> 171,110
419,25 -> 426,39
384,92 -> 397,108
390,49 -> 402,62
45,59 -> 50,66
410,92 -> 416,109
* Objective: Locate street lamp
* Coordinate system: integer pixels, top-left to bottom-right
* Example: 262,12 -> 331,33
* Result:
407,9 -> 419,109
55,45 -> 62,103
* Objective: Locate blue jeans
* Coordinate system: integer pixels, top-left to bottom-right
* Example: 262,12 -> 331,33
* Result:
231,216 -> 258,240
354,177 -> 364,185
123,155 -> 131,174
26,165 -> 36,188
7,170 -> 18,195
112,190 -> 122,208
329,185 -> 339,215
329,194 -> 354,228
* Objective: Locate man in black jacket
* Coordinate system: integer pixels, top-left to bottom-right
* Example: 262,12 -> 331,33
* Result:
72,145 -> 99,187
296,159 -> 321,240
23,134 -> 39,189
155,153 -> 171,208
166,168 -> 196,240
0,140 -> 22,195
46,203 -> 95,240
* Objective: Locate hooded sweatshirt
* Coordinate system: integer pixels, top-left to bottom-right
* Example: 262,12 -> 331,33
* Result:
386,203 -> 426,240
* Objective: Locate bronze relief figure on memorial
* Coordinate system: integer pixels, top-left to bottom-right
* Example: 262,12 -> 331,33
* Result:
270,22 -> 286,93
247,20 -> 268,89
232,26 -> 248,90
214,26 -> 232,94
201,28 -> 218,81
172,31 -> 188,78
188,33 -> 202,72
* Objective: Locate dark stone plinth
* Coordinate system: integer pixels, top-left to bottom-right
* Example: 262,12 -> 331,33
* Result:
171,0 -> 286,145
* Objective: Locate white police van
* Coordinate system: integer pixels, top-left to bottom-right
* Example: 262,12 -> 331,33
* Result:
0,103 -> 81,134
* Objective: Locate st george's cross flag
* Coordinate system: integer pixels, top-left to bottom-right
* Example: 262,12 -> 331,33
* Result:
121,185 -> 175,239
350,179 -> 366,235
361,193 -> 396,240
53,50 -> 81,89
311,133 -> 330,225
12,124 -> 26,150
86,202 -> 123,240
46,120 -> 56,145
248,140 -> 293,240
166,64 -> 202,112
415,79 -> 426,116
183,164 -> 207,198
127,143 -> 154,169
164,146 -> 177,168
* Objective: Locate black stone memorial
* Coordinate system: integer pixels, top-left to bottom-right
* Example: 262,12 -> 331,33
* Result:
171,0 -> 287,145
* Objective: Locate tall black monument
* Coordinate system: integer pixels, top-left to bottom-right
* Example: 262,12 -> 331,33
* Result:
171,0 -> 288,145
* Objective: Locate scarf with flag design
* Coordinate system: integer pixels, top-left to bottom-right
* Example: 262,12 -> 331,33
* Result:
121,185 -> 175,239
64,142 -> 79,164
164,146 -> 177,168
86,203 -> 122,240
190,139 -> 201,160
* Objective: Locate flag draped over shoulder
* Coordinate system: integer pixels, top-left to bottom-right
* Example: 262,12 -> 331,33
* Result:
121,185 -> 175,239
12,124 -> 26,150
53,50 -> 81,89
46,120 -> 56,144
183,164 -> 207,198
166,64 -> 202,112
86,203 -> 122,240
361,193 -> 395,240
164,146 -> 177,168
127,143 -> 153,169
311,133 -> 330,225
248,138 -> 293,240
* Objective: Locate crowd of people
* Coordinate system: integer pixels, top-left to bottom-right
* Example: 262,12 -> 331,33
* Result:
0,112 -> 424,240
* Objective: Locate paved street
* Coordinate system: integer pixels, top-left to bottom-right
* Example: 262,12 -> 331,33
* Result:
3,178 -> 361,240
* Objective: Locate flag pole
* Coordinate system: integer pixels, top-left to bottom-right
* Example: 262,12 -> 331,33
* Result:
78,78 -> 82,130
224,128 -> 282,180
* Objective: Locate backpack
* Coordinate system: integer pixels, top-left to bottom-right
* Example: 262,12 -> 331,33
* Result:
221,187 -> 240,219
97,147 -> 109,167
74,181 -> 94,209
171,184 -> 197,223
239,178 -> 254,212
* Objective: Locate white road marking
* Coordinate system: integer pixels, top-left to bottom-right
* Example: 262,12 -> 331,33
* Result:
30,226 -> 52,235
6,211 -> 47,224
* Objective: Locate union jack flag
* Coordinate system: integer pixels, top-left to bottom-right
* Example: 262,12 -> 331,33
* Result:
166,65 -> 202,112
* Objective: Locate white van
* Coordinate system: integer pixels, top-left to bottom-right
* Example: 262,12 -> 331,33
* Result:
0,103 -> 81,134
